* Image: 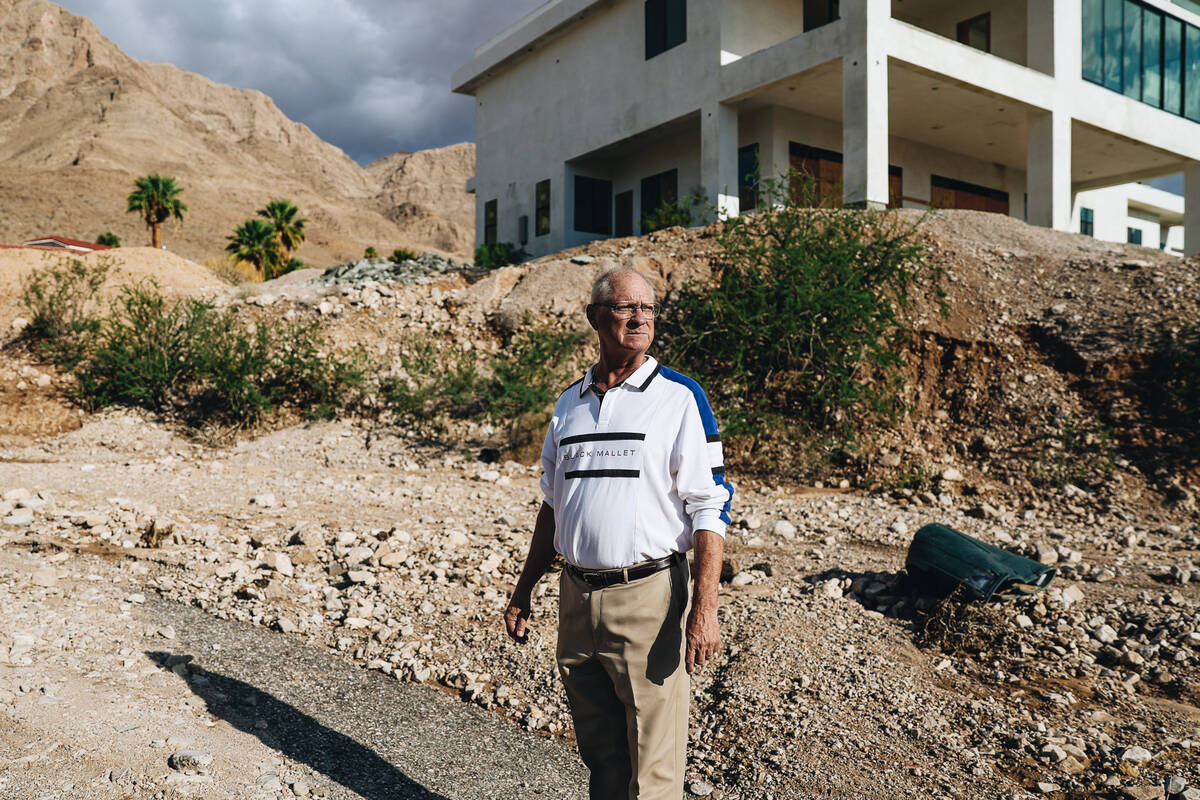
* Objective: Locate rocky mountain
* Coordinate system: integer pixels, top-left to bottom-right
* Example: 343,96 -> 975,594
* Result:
0,0 -> 475,264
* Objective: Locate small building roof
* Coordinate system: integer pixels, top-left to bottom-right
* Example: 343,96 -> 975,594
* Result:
20,235 -> 113,252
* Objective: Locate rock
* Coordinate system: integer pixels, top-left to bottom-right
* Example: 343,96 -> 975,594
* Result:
1060,583 -> 1084,607
157,625 -> 176,640
687,779 -> 714,796
266,552 -> 294,578
941,467 -> 964,482
11,317 -> 28,331
1120,745 -> 1153,764
1037,781 -> 1062,793
3,512 -> 34,527
379,551 -> 407,567
1179,787 -> 1200,800
818,578 -> 843,599
18,497 -> 47,511
250,493 -> 277,508
276,617 -> 299,634
168,750 -> 213,771
2,489 -> 30,501
1015,614 -> 1033,629
890,520 -> 909,535
879,452 -> 902,468
1034,543 -> 1058,565
477,470 -> 501,482
291,780 -> 311,796
31,568 -> 57,588
1166,777 -> 1188,795
1120,787 -> 1164,800
1095,624 -> 1118,644
570,255 -> 595,264
771,520 -> 796,540
347,569 -> 376,585
730,571 -> 755,587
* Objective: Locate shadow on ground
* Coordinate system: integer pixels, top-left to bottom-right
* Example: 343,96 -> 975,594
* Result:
146,651 -> 450,800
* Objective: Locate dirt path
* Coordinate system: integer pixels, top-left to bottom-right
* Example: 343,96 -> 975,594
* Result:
0,544 -> 585,800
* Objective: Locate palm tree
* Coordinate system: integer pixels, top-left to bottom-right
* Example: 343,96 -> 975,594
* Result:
225,219 -> 281,279
256,199 -> 307,265
125,174 -> 187,249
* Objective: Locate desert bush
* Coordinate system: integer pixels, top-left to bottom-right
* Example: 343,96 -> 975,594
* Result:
474,242 -> 526,269
1145,323 -> 1200,434
364,247 -> 379,260
390,248 -> 418,264
18,257 -> 107,367
657,174 -> 940,469
96,232 -> 120,247
202,255 -> 256,285
19,262 -> 369,427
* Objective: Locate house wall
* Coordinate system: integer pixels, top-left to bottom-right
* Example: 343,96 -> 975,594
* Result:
1072,185 -> 1187,253
890,0 -> 1029,66
720,0 -> 806,59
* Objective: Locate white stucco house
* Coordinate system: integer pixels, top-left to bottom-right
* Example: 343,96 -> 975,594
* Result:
453,0 -> 1200,259
1075,182 -> 1186,253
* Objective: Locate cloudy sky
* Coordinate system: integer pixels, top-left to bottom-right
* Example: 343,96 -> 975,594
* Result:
56,0 -> 547,165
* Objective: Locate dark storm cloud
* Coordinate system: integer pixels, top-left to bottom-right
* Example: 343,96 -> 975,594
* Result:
55,0 -> 547,164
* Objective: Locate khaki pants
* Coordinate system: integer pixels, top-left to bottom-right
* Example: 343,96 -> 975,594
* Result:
556,557 -> 692,800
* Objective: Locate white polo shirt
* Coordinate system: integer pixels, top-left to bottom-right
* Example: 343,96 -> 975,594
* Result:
540,356 -> 733,570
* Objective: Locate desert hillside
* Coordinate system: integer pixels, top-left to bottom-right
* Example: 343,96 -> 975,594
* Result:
0,0 -> 475,263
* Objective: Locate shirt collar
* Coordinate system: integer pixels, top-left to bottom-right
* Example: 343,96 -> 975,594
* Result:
579,355 -> 660,397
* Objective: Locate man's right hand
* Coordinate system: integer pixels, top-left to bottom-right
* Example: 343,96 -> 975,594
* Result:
504,593 -> 532,643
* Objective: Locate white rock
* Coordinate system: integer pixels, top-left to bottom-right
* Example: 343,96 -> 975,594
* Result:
1,488 -> 30,501
266,552 -> 294,578
890,520 -> 909,535
250,493 -> 277,508
11,317 -> 28,331
1095,624 -> 1118,644
941,467 -> 964,482
772,520 -> 796,540
1060,583 -> 1084,607
347,569 -> 376,585
818,578 -> 843,599
317,301 -> 335,315
3,512 -> 34,527
730,572 -> 756,587
31,568 -> 57,588
1119,745 -> 1153,764
17,497 -> 47,510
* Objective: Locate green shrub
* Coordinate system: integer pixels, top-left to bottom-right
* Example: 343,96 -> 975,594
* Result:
474,242 -> 526,269
389,248 -> 418,265
18,257 -> 107,367
96,232 -> 120,247
1146,323 -> 1200,434
657,174 -> 940,468
19,262 -> 369,427
364,247 -> 379,260
641,186 -> 708,233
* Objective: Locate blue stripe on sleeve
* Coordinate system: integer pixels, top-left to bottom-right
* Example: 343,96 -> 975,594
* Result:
660,366 -> 734,525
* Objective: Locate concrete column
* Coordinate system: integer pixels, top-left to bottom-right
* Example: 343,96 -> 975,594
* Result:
1026,110 -> 1072,230
841,0 -> 889,209
1027,0 -> 1082,75
1186,164 -> 1200,257
701,101 -> 740,219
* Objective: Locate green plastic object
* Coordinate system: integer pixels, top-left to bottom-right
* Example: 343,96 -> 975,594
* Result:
905,523 -> 1056,601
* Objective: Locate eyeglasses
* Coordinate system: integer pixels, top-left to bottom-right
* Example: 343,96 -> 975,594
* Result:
598,302 -> 661,319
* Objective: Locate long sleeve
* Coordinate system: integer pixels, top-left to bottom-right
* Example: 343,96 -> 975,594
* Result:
670,386 -> 733,537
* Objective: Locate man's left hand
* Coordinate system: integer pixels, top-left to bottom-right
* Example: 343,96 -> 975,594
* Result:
685,606 -> 720,674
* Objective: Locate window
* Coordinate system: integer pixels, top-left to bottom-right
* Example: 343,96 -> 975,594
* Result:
484,199 -> 498,246
802,0 -> 839,32
1186,24 -> 1200,120
1082,0 -> 1200,120
957,13 -> 991,52
738,144 -> 759,212
930,175 -> 1009,214
615,191 -> 634,237
535,179 -> 551,237
640,168 -> 679,232
574,176 -> 612,235
1080,207 -> 1095,236
645,0 -> 686,60
1127,226 -> 1143,244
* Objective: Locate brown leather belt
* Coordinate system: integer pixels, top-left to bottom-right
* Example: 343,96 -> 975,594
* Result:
566,551 -> 683,589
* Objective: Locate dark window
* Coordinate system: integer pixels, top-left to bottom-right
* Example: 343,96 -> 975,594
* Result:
1123,1 -> 1142,98
1083,0 -> 1105,82
518,215 -> 529,245
615,191 -> 634,237
802,0 -> 840,32
888,165 -> 903,209
645,0 -> 686,60
1083,0 -> 1200,119
1127,226 -> 1143,244
1080,207 -> 1095,236
484,199 -> 497,246
1186,24 -> 1200,120
738,144 -> 759,212
574,176 -> 612,236
1143,7 -> 1162,107
1103,0 -> 1123,90
957,13 -> 991,52
1165,16 -> 1183,114
640,168 -> 679,232
930,175 -> 1009,214
535,179 -> 551,237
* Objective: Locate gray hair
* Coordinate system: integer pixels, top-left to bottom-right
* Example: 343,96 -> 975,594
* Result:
590,267 -> 655,305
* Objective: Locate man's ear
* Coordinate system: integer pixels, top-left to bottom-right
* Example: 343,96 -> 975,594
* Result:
585,304 -> 597,330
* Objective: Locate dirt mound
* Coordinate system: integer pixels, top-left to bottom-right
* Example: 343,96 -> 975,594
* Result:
0,0 -> 475,265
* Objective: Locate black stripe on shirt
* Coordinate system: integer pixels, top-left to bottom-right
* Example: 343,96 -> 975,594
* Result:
560,432 -> 647,446
705,433 -> 722,443
565,469 -> 641,480
637,362 -> 663,391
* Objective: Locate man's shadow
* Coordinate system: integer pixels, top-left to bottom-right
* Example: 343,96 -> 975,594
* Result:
146,651 -> 450,800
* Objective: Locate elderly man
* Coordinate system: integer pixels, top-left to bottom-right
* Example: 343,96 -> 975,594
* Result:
504,267 -> 733,800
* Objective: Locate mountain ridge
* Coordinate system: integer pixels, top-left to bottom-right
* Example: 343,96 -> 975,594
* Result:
0,0 -> 474,263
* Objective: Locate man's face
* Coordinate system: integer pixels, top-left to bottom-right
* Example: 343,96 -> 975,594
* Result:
588,274 -> 655,361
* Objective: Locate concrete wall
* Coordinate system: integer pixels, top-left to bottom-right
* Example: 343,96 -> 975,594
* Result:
1072,185 -> 1186,254
720,0 -> 806,59
891,0 -> 1029,66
